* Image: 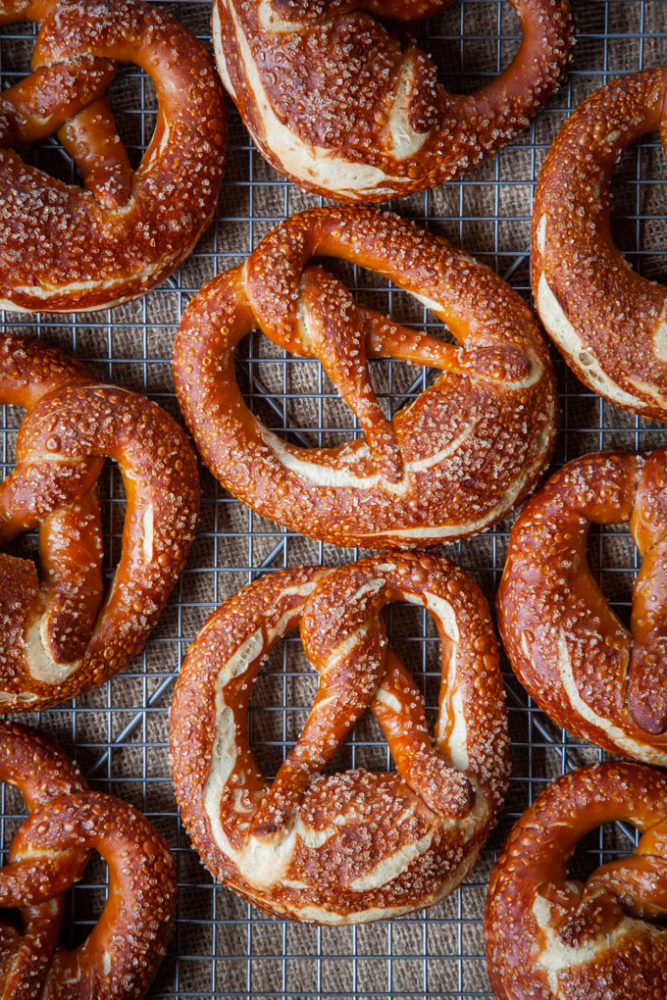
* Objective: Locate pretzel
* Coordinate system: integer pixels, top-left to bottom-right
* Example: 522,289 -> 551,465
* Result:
211,0 -> 573,202
174,206 -> 557,549
485,762 -> 667,1000
0,332 -> 200,711
497,447 -> 667,765
533,68 -> 667,419
0,720 -> 177,999
0,0 -> 226,313
170,551 -> 509,924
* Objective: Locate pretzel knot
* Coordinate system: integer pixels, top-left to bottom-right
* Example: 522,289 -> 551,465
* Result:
498,448 -> 667,765
0,721 -> 177,1000
485,762 -> 667,1000
0,0 -> 226,313
0,332 -> 200,711
211,0 -> 573,202
533,68 -> 667,420
174,206 -> 556,549
171,552 -> 509,924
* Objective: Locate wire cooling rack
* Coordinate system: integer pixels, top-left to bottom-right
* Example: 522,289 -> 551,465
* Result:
1,1 -> 667,997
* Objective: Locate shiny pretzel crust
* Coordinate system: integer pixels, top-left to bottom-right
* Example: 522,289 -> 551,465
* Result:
0,721 -> 177,1000
498,448 -> 667,765
0,0 -> 226,313
211,0 -> 572,202
0,332 -> 200,710
485,762 -> 667,1000
533,67 -> 667,419
170,552 -> 509,925
174,205 -> 557,549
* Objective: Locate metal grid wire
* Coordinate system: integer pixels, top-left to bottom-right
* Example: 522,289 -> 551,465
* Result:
1,1 -> 667,996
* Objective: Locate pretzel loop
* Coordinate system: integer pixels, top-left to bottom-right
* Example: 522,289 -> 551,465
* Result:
485,762 -> 667,1000
498,448 -> 667,764
171,552 -> 509,923
0,333 -> 200,711
0,0 -> 226,312
174,206 -> 556,549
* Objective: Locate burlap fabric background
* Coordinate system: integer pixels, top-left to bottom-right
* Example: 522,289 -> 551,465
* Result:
1,1 -> 666,996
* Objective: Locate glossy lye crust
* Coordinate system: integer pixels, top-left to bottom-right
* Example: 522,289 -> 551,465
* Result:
532,67 -> 667,419
0,332 -> 200,711
485,762 -> 667,1000
498,448 -> 667,765
211,0 -> 573,202
0,0 -> 226,313
0,721 -> 177,999
171,552 -> 510,925
174,205 -> 557,549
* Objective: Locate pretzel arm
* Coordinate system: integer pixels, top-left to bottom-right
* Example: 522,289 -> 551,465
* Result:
58,97 -> 133,208
300,267 -> 403,483
0,457 -> 103,546
39,490 -> 104,664
250,619 -> 389,837
373,650 -> 473,817
0,58 -> 116,147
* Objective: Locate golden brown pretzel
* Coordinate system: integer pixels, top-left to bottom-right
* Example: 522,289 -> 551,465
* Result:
211,0 -> 573,202
0,721 -> 177,1000
533,68 -> 667,419
0,332 -> 200,711
0,0 -> 226,313
0,720 -> 89,997
498,448 -> 667,765
485,762 -> 667,1000
170,552 -> 509,924
174,206 -> 557,549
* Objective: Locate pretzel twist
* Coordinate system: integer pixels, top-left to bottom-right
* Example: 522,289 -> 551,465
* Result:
170,552 -> 509,924
533,68 -> 667,419
485,762 -> 667,1000
211,0 -> 572,202
0,0 -> 226,313
498,448 -> 667,765
0,332 -> 200,711
0,721 -> 177,1000
174,206 -> 556,549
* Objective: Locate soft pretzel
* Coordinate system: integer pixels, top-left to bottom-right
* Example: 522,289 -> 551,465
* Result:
0,720 -> 177,999
174,206 -> 557,549
0,332 -> 200,711
485,762 -> 667,1000
211,0 -> 572,202
533,68 -> 667,419
0,0 -> 226,313
498,447 -> 667,765
170,551 -> 509,924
